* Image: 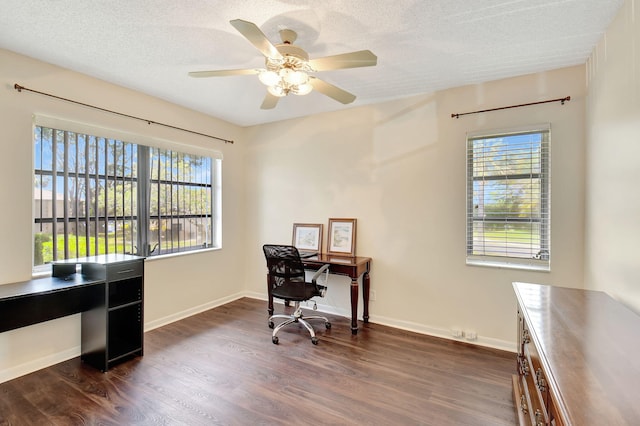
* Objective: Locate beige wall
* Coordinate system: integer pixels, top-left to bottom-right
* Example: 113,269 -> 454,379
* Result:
0,49 -> 247,382
244,65 -> 586,349
3,3 -> 636,384
585,0 -> 640,312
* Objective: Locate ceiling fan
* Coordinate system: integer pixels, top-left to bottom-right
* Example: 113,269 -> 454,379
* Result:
188,19 -> 377,110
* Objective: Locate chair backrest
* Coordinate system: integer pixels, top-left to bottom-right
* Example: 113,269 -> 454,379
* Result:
263,244 -> 306,297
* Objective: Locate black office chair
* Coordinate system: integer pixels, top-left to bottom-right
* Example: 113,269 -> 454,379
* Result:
263,244 -> 331,345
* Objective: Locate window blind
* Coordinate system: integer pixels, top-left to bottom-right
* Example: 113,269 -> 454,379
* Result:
466,125 -> 550,270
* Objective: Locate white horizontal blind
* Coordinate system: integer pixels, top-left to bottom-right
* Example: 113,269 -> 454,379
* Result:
466,125 -> 550,270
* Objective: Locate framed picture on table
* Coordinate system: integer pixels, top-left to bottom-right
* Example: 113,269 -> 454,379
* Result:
292,223 -> 323,253
327,218 -> 357,256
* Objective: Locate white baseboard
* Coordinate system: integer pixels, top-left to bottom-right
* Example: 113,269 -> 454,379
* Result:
144,292 -> 246,332
363,312 -> 516,353
0,346 -> 80,384
246,294 -> 516,353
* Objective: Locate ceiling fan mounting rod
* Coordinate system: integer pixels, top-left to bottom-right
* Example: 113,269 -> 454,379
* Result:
279,29 -> 297,44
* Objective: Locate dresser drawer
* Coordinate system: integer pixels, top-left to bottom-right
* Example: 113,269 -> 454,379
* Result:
513,374 -> 531,425
106,261 -> 143,282
548,398 -> 565,426
525,340 -> 549,410
522,354 -> 549,425
516,315 -> 550,426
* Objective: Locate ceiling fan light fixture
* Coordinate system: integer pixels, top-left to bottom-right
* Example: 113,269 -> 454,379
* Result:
292,82 -> 313,96
267,84 -> 287,97
258,70 -> 279,86
281,69 -> 308,86
262,66 -> 312,97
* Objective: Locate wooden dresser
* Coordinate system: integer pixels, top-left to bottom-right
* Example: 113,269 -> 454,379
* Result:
512,282 -> 640,425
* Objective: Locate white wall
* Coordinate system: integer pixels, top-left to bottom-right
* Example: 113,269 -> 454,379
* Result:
244,65 -> 586,350
585,0 -> 640,312
0,49 -> 247,382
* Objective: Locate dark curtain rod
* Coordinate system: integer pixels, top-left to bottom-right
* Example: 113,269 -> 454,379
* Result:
14,83 -> 234,144
451,96 -> 571,119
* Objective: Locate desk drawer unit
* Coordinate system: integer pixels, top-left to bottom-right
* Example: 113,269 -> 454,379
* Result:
106,260 -> 144,282
70,255 -> 145,372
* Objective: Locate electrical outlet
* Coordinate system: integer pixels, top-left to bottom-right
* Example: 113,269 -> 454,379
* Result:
465,330 -> 477,341
451,328 -> 463,338
370,290 -> 376,301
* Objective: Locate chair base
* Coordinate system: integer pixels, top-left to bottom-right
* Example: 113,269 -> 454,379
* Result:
269,302 -> 331,345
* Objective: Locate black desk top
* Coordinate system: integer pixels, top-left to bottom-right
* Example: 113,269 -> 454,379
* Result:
0,274 -> 102,301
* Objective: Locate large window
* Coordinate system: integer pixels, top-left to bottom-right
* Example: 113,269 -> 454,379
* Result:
466,125 -> 550,270
33,123 -> 221,272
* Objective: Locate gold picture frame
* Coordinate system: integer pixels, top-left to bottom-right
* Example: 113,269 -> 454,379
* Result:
327,218 -> 357,256
292,223 -> 323,253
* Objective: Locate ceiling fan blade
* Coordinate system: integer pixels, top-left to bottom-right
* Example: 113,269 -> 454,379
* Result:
261,92 -> 280,110
308,77 -> 356,104
308,50 -> 377,71
230,19 -> 283,60
188,68 -> 260,78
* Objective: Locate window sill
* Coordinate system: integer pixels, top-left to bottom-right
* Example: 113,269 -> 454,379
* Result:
32,247 -> 221,277
466,258 -> 550,272
144,247 -> 221,262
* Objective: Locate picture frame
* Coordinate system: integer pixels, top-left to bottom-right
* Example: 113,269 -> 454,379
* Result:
292,223 -> 323,253
327,218 -> 357,256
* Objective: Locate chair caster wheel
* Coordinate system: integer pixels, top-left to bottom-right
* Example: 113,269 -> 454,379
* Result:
268,321 -> 274,329
272,336 -> 279,344
311,337 -> 319,345
325,322 -> 331,329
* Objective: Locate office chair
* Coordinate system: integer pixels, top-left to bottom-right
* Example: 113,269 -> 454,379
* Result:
263,244 -> 331,345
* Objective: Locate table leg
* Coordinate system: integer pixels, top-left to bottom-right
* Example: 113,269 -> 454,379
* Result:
350,277 -> 358,334
363,271 -> 370,323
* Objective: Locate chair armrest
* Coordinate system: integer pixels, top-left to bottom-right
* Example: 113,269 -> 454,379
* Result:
311,264 -> 330,284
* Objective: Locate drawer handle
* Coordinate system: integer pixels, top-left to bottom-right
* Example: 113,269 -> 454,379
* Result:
518,355 -> 530,376
117,269 -> 135,274
536,368 -> 547,393
520,394 -> 528,415
518,355 -> 529,376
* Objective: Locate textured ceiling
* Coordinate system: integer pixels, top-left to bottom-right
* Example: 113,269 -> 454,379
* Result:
0,0 -> 624,127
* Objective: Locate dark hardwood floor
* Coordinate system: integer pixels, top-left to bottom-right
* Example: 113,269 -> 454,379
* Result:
0,298 -> 517,425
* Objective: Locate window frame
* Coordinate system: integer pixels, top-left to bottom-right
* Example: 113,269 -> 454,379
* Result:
32,116 -> 222,273
465,124 -> 550,271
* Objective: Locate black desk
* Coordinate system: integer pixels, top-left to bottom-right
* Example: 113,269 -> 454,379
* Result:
0,254 -> 144,371
0,274 -> 103,333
